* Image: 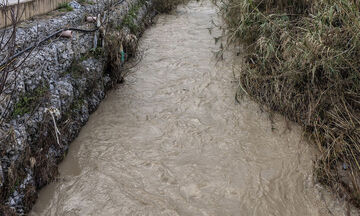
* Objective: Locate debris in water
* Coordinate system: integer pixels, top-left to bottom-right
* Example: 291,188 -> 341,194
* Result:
60,30 -> 72,38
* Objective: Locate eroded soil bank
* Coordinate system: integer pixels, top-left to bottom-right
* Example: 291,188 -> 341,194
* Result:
31,1 -> 358,215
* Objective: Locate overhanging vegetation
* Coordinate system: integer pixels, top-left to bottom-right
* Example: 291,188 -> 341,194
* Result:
214,0 -> 360,206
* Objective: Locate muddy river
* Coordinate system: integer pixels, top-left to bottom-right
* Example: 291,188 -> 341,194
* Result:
30,1 -> 356,215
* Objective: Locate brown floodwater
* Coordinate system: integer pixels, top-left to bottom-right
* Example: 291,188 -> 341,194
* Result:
30,1 -> 358,215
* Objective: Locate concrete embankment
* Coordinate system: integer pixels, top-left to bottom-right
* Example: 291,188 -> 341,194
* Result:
0,0 -> 155,214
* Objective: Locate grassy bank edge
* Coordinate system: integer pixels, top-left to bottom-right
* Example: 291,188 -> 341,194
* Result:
213,0 -> 360,208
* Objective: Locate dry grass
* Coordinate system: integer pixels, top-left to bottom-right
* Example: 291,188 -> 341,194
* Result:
214,0 -> 360,206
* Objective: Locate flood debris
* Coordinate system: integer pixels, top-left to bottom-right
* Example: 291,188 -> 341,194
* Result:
86,16 -> 97,22
60,30 -> 73,38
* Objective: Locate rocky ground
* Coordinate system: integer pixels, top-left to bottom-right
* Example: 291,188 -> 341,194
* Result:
0,0 -> 155,214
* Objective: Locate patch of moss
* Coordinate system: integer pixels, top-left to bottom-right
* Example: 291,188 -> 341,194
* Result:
67,62 -> 85,79
90,47 -> 104,59
79,53 -> 89,62
12,85 -> 48,118
62,48 -> 104,78
58,2 -> 73,12
9,178 -> 19,195
63,98 -> 85,120
123,15 -> 139,34
121,0 -> 146,33
78,47 -> 104,62
71,98 -> 85,111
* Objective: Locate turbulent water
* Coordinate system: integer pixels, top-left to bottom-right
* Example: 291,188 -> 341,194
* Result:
30,2 -> 356,215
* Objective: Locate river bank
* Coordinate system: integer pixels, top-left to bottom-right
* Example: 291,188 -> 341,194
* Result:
214,0 -> 360,208
0,0 -> 156,214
